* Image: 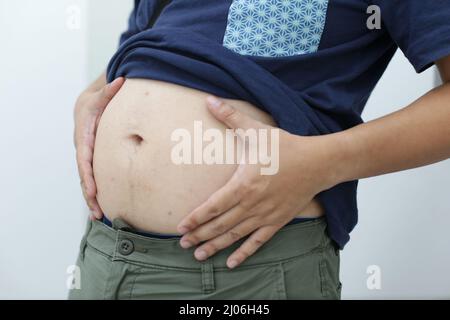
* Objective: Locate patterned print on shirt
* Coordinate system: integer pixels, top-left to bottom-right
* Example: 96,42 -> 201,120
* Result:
223,0 -> 329,57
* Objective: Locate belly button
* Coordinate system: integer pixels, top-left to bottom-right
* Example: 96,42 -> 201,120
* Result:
129,134 -> 144,146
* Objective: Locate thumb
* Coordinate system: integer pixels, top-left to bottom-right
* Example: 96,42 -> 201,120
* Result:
206,95 -> 263,130
98,77 -> 125,105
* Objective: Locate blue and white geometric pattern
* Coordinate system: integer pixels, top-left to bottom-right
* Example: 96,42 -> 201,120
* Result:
223,0 -> 329,57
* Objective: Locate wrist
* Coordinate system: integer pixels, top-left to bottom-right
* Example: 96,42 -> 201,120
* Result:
323,130 -> 359,187
302,131 -> 355,191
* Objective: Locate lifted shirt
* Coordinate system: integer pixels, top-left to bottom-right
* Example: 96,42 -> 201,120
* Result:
107,0 -> 450,249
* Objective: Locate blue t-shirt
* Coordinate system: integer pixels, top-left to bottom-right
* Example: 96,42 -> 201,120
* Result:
106,0 -> 450,249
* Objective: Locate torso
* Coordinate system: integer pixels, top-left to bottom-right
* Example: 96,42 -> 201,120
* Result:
93,78 -> 324,234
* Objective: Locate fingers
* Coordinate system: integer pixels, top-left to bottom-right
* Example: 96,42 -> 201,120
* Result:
74,79 -> 124,220
97,77 -> 125,106
75,126 -> 95,194
77,151 -> 103,219
226,225 -> 279,269
80,169 -> 102,217
179,204 -> 246,248
90,202 -> 103,219
177,174 -> 242,233
75,115 -> 102,218
206,96 -> 265,130
81,176 -> 103,219
80,178 -> 103,219
191,217 -> 260,263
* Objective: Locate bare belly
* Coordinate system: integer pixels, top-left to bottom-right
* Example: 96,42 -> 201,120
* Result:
93,78 -> 324,234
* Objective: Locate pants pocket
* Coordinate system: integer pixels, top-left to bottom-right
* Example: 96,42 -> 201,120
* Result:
127,266 -> 202,300
212,264 -> 287,300
67,245 -> 113,300
319,246 -> 341,299
128,264 -> 286,300
280,247 -> 341,300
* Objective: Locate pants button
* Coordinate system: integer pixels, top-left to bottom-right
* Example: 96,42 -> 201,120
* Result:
118,239 -> 134,256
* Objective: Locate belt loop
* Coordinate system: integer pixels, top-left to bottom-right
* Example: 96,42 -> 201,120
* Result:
201,260 -> 215,294
79,218 -> 92,261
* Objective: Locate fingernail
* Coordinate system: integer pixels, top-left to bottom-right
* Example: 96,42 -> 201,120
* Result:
228,259 -> 238,269
195,250 -> 208,260
108,78 -> 118,88
178,225 -> 190,234
206,96 -> 222,109
180,239 -> 192,249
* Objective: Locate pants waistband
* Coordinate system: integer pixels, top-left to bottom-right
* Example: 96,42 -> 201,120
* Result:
101,215 -> 320,239
81,216 -> 333,271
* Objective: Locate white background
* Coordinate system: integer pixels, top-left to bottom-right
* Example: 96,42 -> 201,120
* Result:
0,0 -> 449,299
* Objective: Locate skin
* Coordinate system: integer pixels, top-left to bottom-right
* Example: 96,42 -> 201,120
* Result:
176,55 -> 450,269
75,56 -> 450,269
74,72 -> 124,219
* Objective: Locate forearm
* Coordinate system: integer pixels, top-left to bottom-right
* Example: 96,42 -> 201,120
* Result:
327,82 -> 450,186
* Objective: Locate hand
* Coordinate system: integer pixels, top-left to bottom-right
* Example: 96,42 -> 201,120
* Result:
74,77 -> 125,220
176,96 -> 337,269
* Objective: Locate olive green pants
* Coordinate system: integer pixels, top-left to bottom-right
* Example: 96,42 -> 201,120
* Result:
68,217 -> 341,300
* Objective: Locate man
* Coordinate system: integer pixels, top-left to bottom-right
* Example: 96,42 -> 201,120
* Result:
71,0 -> 450,299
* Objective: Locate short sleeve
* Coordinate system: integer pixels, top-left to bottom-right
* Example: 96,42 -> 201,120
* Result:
374,0 -> 450,73
118,0 -> 141,47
